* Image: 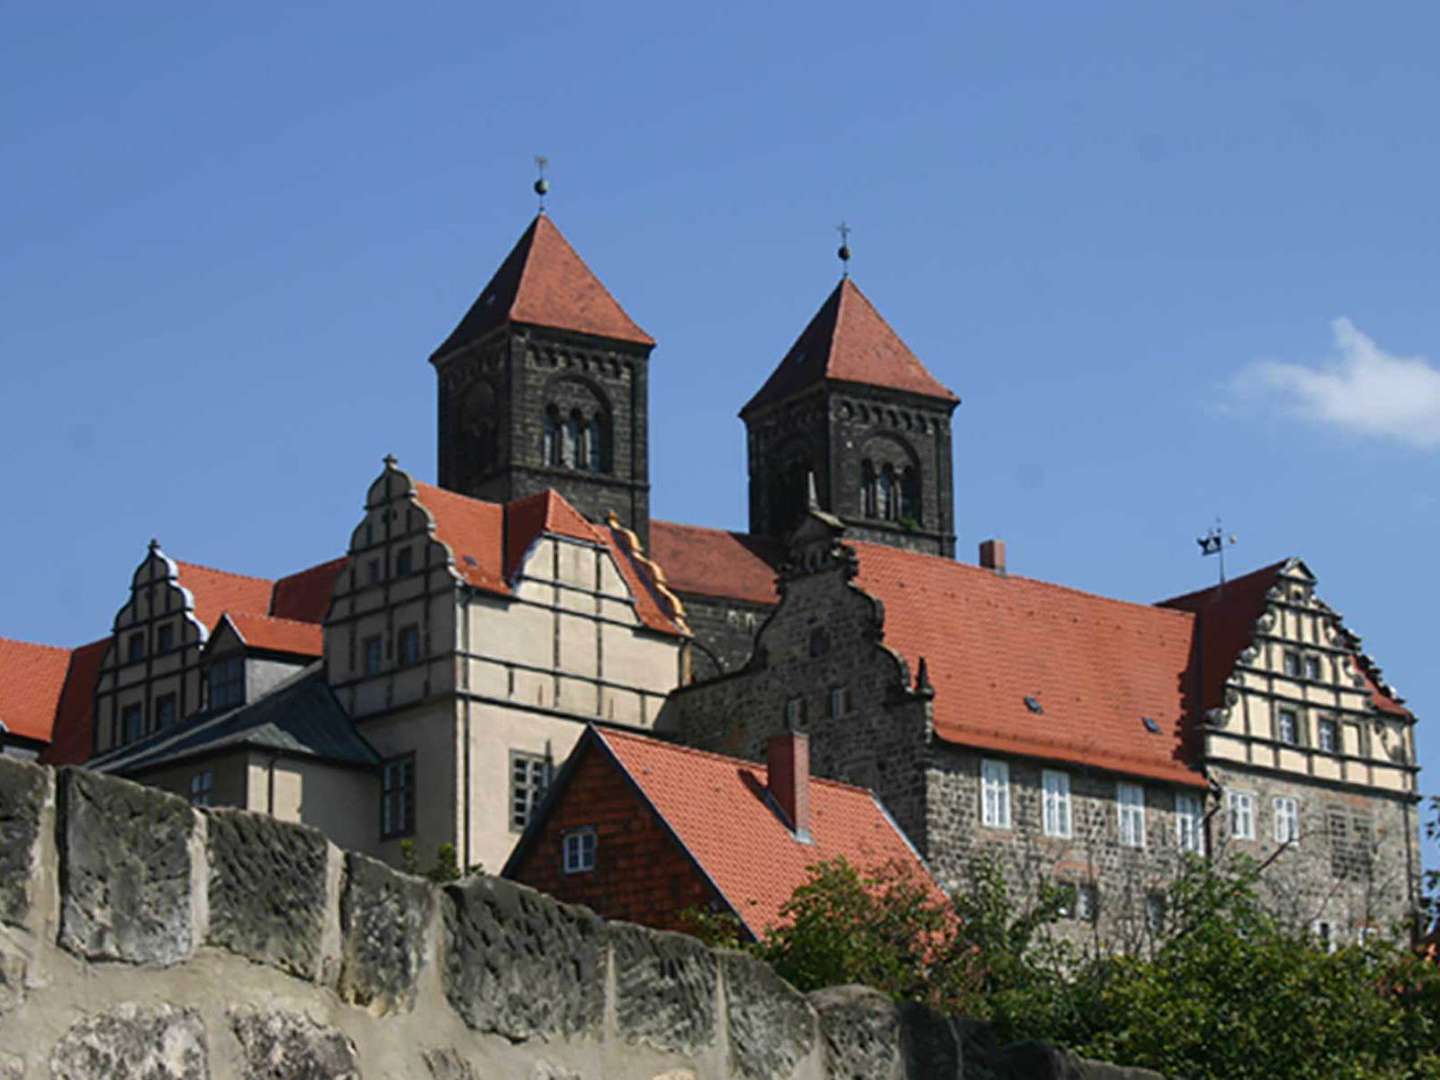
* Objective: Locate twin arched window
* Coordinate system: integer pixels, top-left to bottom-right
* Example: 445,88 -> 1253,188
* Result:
862,460 -> 921,525
543,406 -> 610,473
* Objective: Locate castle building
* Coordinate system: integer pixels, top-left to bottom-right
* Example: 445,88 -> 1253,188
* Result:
0,207 -> 1424,944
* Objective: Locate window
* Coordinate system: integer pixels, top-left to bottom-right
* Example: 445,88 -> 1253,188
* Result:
1227,790 -> 1255,840
395,546 -> 413,576
1117,782 -> 1146,848
127,632 -> 145,663
1283,651 -> 1302,678
899,466 -> 922,525
156,623 -> 175,653
565,410 -> 584,469
1304,655 -> 1323,681
368,559 -> 381,585
154,693 -> 177,731
363,635 -> 383,676
980,759 -> 1010,829
861,461 -> 877,517
1273,796 -> 1300,844
828,686 -> 850,718
1062,882 -> 1098,923
381,755 -> 415,839
208,656 -> 245,710
543,405 -> 562,466
510,751 -> 551,831
563,828 -> 597,873
1145,892 -> 1166,933
189,770 -> 214,807
1276,707 -> 1299,746
398,625 -> 420,666
1318,717 -> 1339,754
784,697 -> 806,730
877,465 -> 897,521
1176,792 -> 1205,854
1042,769 -> 1071,838
1312,920 -> 1337,953
121,703 -> 143,744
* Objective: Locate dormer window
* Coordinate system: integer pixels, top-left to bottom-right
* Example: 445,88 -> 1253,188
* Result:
208,656 -> 245,710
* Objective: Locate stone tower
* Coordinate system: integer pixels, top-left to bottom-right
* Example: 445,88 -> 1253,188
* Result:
431,214 -> 656,544
741,278 -> 960,557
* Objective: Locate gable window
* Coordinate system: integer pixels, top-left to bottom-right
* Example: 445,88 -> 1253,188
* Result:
208,656 -> 245,710
381,755 -> 416,839
398,625 -> 421,667
1176,792 -> 1206,854
1273,796 -> 1300,844
1283,651 -> 1302,678
1318,717 -> 1339,754
189,769 -> 214,807
980,758 -> 1011,829
1276,707 -> 1300,746
156,623 -> 175,653
1116,782 -> 1146,848
1227,790 -> 1256,840
828,686 -> 850,719
127,632 -> 145,663
362,635 -> 383,676
395,546 -> 413,577
121,703 -> 143,744
1304,655 -> 1323,681
1042,769 -> 1071,838
154,693 -> 177,731
563,828 -> 597,874
510,751 -> 551,831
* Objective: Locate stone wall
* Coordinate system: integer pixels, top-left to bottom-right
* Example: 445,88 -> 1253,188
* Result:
678,593 -> 769,681
0,757 -> 1161,1079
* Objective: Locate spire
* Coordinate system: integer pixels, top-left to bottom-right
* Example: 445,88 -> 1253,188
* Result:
741,278 -> 958,415
430,216 -> 654,363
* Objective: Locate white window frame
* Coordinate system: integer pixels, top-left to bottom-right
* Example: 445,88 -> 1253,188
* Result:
1273,795 -> 1300,843
1227,789 -> 1255,840
562,828 -> 597,874
1175,792 -> 1205,854
1074,882 -> 1098,923
980,759 -> 1011,829
1276,706 -> 1299,746
1041,769 -> 1071,838
510,751 -> 551,832
1317,717 -> 1339,754
1116,781 -> 1146,848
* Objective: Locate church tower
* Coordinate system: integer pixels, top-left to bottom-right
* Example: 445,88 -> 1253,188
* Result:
741,277 -> 959,557
431,214 -> 656,544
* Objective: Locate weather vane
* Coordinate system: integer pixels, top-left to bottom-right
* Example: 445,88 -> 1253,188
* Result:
836,221 -> 852,277
1197,518 -> 1238,590
534,155 -> 550,213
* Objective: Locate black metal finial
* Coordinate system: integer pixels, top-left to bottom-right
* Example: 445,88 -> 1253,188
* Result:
383,453 -> 398,469
1197,517 -> 1238,591
534,155 -> 549,212
836,221 -> 852,277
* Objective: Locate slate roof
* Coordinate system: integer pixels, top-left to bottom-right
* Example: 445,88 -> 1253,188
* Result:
430,214 -> 654,360
742,278 -> 958,415
89,663 -> 379,776
649,521 -> 781,606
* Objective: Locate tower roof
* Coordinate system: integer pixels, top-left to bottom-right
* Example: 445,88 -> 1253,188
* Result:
742,278 -> 958,415
431,215 -> 654,361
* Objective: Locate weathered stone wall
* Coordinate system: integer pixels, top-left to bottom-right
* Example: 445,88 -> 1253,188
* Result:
0,757 -> 1161,1079
678,593 -> 769,681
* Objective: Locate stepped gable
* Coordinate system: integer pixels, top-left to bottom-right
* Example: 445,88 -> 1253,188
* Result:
594,727 -> 940,936
742,277 -> 957,415
38,638 -> 108,765
430,214 -> 654,361
0,636 -> 74,743
218,613 -> 324,658
269,557 -> 347,623
649,521 -> 781,605
851,542 -> 1206,787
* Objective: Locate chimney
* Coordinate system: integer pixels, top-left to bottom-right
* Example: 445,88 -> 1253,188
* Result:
766,732 -> 812,841
979,538 -> 1006,575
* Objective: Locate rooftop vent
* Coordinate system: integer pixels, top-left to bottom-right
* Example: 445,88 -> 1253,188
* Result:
463,555 -> 478,567
1142,717 -> 1162,734
1024,695 -> 1044,715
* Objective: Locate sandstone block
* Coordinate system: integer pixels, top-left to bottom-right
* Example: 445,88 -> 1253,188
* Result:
809,985 -> 902,1079
0,946 -> 25,1019
423,1048 -> 480,1079
718,950 -> 817,1080
610,921 -> 717,1056
0,1051 -> 21,1080
0,758 -> 48,928
207,809 -> 329,981
49,1003 -> 208,1079
58,769 -> 197,965
340,852 -> 434,1014
442,875 -> 604,1042
229,1006 -> 360,1080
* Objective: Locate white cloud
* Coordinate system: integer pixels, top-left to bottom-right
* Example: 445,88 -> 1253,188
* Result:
1231,319 -> 1440,449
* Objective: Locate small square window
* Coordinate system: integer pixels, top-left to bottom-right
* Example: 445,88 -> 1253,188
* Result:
381,755 -> 415,839
1304,655 -> 1323,681
156,623 -> 175,653
398,625 -> 420,666
563,829 -> 597,873
1276,707 -> 1299,746
189,769 -> 214,807
395,546 -> 413,576
363,636 -> 383,676
155,693 -> 177,731
1283,651 -> 1302,678
1318,718 -> 1339,754
127,632 -> 145,663
828,686 -> 850,718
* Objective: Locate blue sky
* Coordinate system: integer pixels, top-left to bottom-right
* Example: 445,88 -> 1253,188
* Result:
3,4 -> 1437,870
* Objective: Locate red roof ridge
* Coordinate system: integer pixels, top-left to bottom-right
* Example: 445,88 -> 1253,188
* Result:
1155,558 -> 1292,609
173,559 -> 276,588
223,610 -> 323,629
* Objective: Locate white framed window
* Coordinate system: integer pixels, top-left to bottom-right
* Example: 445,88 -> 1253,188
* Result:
1311,919 -> 1337,953
1273,796 -> 1300,843
189,770 -> 214,807
381,755 -> 415,839
563,828 -> 597,873
1041,769 -> 1071,838
828,686 -> 850,719
1304,655 -> 1323,681
510,751 -> 551,831
1283,651 -> 1302,678
1175,792 -> 1205,854
980,759 -> 1010,829
1227,790 -> 1255,840
1116,782 -> 1146,848
1071,882 -> 1098,923
1317,717 -> 1339,754
1276,706 -> 1299,746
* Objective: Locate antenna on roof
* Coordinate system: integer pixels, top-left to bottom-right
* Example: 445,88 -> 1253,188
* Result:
1197,518 -> 1238,592
835,221 -> 852,278
533,155 -> 550,213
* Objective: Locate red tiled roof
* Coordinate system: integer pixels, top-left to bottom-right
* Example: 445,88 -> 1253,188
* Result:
743,278 -> 957,415
649,521 -> 780,606
851,543 -> 1207,788
173,561 -> 274,631
597,728 -> 940,937
431,215 -> 654,359
220,612 -> 324,658
270,557 -> 347,623
0,636 -> 74,743
39,638 -> 108,765
504,489 -> 600,577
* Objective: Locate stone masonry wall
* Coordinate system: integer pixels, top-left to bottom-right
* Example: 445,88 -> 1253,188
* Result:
0,755 -> 1164,1079
677,593 -> 770,681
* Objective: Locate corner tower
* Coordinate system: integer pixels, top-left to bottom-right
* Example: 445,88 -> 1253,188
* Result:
431,214 -> 656,544
741,278 -> 959,556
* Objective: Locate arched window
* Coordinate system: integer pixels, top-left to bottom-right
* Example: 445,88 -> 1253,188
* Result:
900,466 -> 922,525
862,461 -> 877,518
587,415 -> 608,473
566,410 -> 584,469
877,465 -> 896,521
543,406 -> 562,467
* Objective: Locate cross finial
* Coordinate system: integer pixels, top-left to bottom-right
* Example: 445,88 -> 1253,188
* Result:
835,221 -> 852,277
534,155 -> 550,213
383,453 -> 398,470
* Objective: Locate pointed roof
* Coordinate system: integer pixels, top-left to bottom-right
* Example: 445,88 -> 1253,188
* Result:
430,214 -> 654,360
742,278 -> 958,415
